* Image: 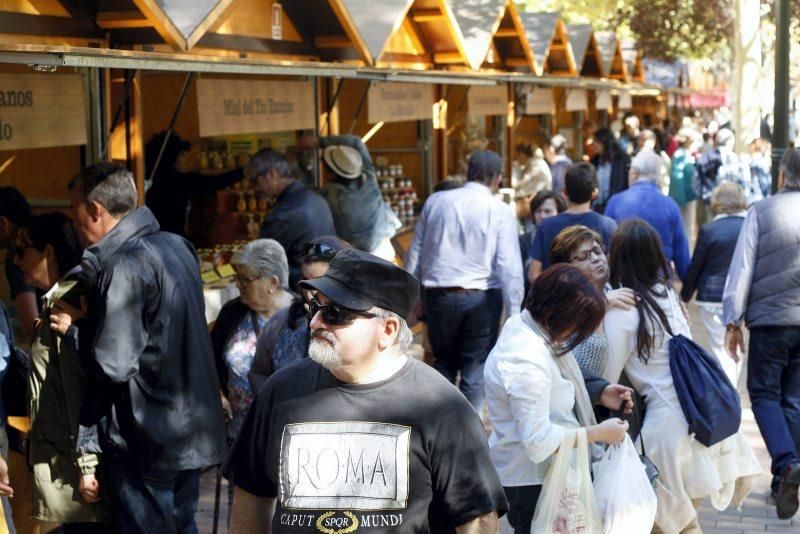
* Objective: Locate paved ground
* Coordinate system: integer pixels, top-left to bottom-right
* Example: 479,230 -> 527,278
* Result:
196,301 -> 800,533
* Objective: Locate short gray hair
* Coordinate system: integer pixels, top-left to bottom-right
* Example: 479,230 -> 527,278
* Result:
372,307 -> 414,354
246,149 -> 293,179
710,182 -> 747,215
68,162 -> 137,217
781,148 -> 800,188
231,238 -> 289,288
630,149 -> 663,182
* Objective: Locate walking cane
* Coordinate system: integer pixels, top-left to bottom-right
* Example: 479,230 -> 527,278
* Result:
212,466 -> 222,534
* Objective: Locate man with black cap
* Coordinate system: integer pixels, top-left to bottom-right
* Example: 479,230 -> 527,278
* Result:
223,249 -> 508,533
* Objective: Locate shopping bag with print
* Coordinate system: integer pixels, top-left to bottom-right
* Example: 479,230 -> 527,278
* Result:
531,428 -> 603,534
592,435 -> 657,534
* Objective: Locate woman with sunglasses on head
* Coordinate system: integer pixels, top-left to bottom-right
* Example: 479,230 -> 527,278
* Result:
603,219 -> 761,533
248,236 -> 352,393
13,213 -> 113,532
485,264 -> 633,534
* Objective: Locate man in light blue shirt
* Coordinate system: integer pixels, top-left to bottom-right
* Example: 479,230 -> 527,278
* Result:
405,150 -> 523,410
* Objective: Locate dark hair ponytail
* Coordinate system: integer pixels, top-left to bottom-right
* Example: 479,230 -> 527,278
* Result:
608,218 -> 673,363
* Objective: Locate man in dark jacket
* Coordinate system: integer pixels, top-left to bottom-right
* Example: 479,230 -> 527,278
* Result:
247,149 -> 335,288
67,162 -> 227,533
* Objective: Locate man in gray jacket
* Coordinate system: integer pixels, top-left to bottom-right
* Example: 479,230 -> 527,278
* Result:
67,162 -> 227,533
723,148 -> 800,520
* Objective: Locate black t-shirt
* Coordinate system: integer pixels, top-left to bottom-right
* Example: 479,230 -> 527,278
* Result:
223,357 -> 507,533
4,245 -> 34,300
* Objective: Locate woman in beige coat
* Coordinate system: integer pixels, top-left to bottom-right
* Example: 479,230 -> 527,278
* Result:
14,213 -> 112,532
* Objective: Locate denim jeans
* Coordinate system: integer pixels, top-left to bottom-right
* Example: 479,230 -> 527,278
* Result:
106,457 -> 201,534
423,287 -> 502,411
503,485 -> 542,534
747,326 -> 800,479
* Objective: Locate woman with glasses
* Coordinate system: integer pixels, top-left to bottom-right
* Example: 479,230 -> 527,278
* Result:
13,213 -> 113,531
248,236 -> 352,393
548,225 -> 636,376
211,239 -> 293,437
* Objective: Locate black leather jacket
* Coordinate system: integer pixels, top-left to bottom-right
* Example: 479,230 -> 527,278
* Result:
81,207 -> 226,476
680,215 -> 745,303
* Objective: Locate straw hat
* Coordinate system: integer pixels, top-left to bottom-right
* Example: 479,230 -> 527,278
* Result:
323,145 -> 363,179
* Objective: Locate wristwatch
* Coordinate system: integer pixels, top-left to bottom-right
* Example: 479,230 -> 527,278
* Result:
726,323 -> 741,332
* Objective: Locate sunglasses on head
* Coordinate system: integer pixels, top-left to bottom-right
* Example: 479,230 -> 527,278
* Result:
308,297 -> 377,325
570,245 -> 605,263
301,243 -> 337,261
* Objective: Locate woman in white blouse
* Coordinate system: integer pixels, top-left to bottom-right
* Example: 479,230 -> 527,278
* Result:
485,264 -> 633,534
603,219 -> 762,533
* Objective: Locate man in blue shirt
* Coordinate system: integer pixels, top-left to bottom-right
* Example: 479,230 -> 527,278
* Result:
605,150 -> 691,280
527,163 -> 617,282
405,151 -> 523,411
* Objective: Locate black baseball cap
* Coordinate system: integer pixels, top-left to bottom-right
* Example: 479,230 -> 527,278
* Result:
299,249 -> 420,319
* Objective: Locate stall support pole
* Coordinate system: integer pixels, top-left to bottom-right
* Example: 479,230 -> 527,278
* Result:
148,72 -> 195,185
312,76 -> 321,187
574,110 -> 585,159
83,67 -> 106,164
348,80 -> 372,135
102,68 -> 137,159
418,119 -> 434,197
492,115 -> 507,182
772,0 -> 791,193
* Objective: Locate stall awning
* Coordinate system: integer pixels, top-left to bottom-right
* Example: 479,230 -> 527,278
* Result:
0,44 -> 498,85
443,0 -> 506,70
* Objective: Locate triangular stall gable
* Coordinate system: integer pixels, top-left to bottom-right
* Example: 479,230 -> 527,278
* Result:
518,12 -> 576,76
594,31 -> 628,81
282,0 -> 373,65
378,0 -> 471,69
567,24 -> 605,77
336,0 -> 415,65
442,0 -> 506,70
488,0 -> 536,72
621,40 -> 645,82
132,0 -> 236,50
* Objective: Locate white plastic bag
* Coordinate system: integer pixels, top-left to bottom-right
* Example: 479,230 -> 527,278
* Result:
592,434 -> 657,534
531,428 -> 603,534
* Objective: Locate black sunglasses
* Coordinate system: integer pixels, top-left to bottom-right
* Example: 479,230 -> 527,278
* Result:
301,243 -> 338,261
308,297 -> 377,325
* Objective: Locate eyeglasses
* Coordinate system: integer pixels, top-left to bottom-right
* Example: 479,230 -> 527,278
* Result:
235,273 -> 262,286
570,245 -> 605,262
308,298 -> 377,325
301,243 -> 338,261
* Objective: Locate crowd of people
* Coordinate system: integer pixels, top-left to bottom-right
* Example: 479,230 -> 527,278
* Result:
0,112 -> 797,534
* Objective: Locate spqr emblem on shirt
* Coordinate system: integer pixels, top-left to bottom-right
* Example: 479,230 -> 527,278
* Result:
279,422 -> 411,510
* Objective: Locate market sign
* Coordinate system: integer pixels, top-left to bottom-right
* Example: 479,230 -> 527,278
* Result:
368,82 -> 433,124
196,78 -> 315,137
0,73 -> 86,151
595,90 -> 612,111
618,91 -> 633,110
468,85 -> 508,116
565,89 -> 588,112
524,87 -> 553,115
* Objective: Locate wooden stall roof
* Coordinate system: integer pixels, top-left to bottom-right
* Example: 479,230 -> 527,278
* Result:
621,40 -> 645,82
375,0 -> 470,70
334,0 -> 414,65
442,0 -> 506,70
487,0 -> 535,73
567,23 -> 605,77
517,11 -> 576,77
594,31 -> 628,82
281,0 -> 371,65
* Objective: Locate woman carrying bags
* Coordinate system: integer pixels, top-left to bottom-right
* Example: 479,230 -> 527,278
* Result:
13,213 -> 112,532
604,219 -> 762,533
484,264 -> 633,534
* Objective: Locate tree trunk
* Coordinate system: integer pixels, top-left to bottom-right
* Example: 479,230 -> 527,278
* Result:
732,0 -> 762,152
